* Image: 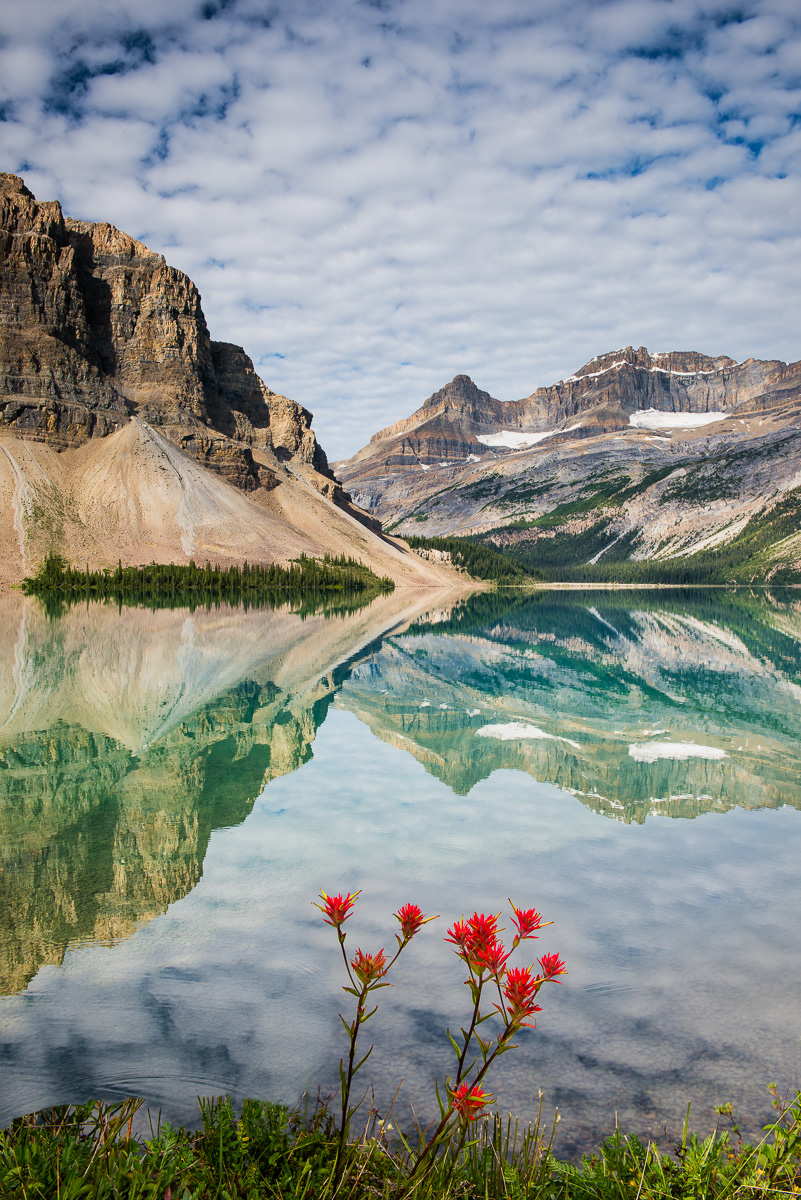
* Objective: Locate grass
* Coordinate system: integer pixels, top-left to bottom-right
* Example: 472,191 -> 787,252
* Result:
1,1087 -> 798,1199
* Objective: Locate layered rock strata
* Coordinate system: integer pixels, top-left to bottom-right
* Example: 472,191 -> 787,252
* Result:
335,347 -> 801,568
0,173 -> 364,515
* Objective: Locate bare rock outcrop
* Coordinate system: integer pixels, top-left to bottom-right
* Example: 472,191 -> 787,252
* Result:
0,172 -> 367,519
336,346 -> 801,565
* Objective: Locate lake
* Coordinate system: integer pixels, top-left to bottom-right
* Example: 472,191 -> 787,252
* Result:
1,586 -> 800,1158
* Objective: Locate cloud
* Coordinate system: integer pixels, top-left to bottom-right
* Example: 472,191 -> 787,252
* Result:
1,0 -> 801,457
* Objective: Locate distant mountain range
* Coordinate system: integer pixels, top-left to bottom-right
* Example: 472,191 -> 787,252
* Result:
0,173 -> 456,590
6,168 -> 799,587
335,348 -> 801,581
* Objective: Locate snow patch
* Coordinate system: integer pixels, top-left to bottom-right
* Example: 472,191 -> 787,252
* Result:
476,721 -> 580,749
476,430 -> 555,449
629,409 -> 728,431
562,361 -> 718,384
628,741 -> 728,763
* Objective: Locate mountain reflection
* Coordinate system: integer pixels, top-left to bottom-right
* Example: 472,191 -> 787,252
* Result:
0,591 -> 435,995
336,589 -> 801,820
1,587 -> 800,996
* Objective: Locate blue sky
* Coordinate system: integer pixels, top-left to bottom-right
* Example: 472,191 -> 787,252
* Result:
2,0 -> 800,458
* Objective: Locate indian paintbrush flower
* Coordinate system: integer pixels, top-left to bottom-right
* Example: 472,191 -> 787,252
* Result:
470,937 -> 511,977
444,917 -> 470,952
446,911 -> 503,969
395,902 -> 437,942
320,892 -> 565,1193
538,951 -> 567,981
502,966 -> 544,1026
315,889 -> 360,928
509,900 -> 551,946
350,947 -> 388,985
451,1083 -> 492,1122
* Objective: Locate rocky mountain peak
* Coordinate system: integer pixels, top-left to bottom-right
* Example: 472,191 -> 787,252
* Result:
0,174 -> 348,503
337,342 -> 801,543
0,173 -> 33,199
420,374 -> 499,422
566,346 -> 737,383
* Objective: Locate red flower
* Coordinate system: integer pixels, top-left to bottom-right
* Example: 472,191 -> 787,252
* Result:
395,903 -> 425,940
538,952 -> 567,981
351,948 -> 387,985
316,890 -> 360,928
447,912 -> 506,974
467,912 -> 501,951
509,901 -> 548,943
445,918 -> 470,952
503,966 -> 543,1025
451,1083 -> 492,1121
470,938 -> 511,977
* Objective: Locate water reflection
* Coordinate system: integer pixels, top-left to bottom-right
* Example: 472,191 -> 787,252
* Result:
0,587 -> 800,1156
338,589 -> 801,818
0,590 -> 442,995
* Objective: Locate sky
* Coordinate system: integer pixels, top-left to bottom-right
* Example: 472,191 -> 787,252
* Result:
1,0 -> 800,459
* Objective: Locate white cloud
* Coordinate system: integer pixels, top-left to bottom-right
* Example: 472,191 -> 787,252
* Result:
1,0 -> 801,456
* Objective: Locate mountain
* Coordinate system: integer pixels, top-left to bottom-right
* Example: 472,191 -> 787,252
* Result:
334,348 -> 801,580
0,173 -> 457,590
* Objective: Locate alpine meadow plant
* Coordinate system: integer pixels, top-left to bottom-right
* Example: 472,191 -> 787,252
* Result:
314,891 -> 437,1184
315,890 -> 566,1190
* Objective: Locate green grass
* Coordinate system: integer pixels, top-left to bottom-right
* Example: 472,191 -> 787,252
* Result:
1,1087 -> 798,1199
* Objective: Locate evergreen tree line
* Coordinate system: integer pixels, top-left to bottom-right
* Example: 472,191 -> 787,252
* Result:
405,535 -> 531,583
408,487 -> 801,586
22,554 -> 394,616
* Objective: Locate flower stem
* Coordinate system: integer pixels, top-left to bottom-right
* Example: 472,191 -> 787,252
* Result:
454,976 -> 484,1086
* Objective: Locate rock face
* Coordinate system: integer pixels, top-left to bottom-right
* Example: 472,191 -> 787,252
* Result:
0,172 -> 355,509
335,346 -> 801,573
0,174 -> 463,586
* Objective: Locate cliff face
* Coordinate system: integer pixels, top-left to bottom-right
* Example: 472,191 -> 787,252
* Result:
335,346 -> 801,570
0,173 -> 339,502
514,345 -> 801,429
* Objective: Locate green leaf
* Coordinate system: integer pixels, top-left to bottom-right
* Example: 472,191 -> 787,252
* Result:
435,1078 -> 449,1120
352,1046 -> 374,1074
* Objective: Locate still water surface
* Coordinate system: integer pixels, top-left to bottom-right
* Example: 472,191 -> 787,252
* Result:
1,587 -> 800,1156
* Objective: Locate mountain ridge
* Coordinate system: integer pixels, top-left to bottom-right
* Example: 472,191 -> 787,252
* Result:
0,173 -> 461,590
334,347 -> 801,579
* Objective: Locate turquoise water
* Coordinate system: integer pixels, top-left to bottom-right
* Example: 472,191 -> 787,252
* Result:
1,588 -> 800,1156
